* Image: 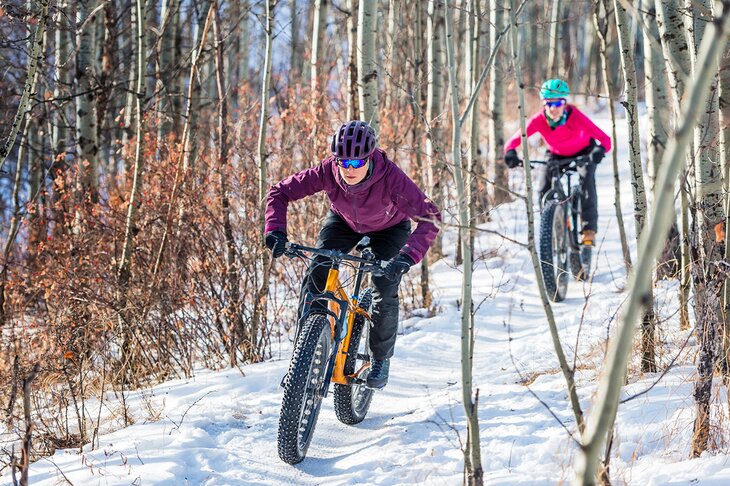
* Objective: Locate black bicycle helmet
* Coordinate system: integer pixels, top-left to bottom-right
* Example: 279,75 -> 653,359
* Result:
330,120 -> 377,159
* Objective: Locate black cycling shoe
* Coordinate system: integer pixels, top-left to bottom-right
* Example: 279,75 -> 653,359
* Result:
367,358 -> 390,389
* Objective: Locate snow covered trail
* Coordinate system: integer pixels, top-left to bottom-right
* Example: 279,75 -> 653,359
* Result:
7,114 -> 730,485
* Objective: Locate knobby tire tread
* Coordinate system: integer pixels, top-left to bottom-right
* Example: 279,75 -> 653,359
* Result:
539,201 -> 568,302
277,314 -> 330,465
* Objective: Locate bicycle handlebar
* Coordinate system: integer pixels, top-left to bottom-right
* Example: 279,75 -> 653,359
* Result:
284,242 -> 386,276
525,155 -> 592,171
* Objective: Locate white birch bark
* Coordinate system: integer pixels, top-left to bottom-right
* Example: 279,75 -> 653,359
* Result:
641,0 -> 679,281
251,0 -> 275,341
489,0 -> 509,204
117,0 -> 146,291
0,0 -> 49,171
213,0 -> 244,365
75,0 -> 99,190
687,0 -> 724,457
574,4 -> 730,482
427,0 -> 444,259
614,0 -> 656,372
310,0 -> 329,96
384,0 -> 398,110
656,0 -> 695,329
547,0 -> 563,77
51,0 -> 69,161
347,0 -> 359,121
357,0 -> 379,129
443,4 -> 483,483
0,0 -> 49,326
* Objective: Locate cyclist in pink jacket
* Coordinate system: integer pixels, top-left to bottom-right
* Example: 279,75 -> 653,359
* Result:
504,79 -> 612,245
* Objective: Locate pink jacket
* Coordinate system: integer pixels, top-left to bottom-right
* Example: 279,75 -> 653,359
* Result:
504,105 -> 612,156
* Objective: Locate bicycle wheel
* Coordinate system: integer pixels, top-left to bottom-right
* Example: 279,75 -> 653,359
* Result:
334,289 -> 374,425
569,189 -> 591,280
539,200 -> 569,302
277,313 -> 332,464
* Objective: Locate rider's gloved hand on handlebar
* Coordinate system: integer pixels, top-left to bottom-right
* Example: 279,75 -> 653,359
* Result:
590,145 -> 606,165
504,149 -> 520,169
383,253 -> 415,281
265,231 -> 288,258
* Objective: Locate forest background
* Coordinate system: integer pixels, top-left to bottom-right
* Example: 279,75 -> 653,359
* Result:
1,0 -> 730,484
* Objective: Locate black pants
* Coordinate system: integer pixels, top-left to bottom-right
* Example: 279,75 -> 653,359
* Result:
299,211 -> 411,360
535,144 -> 598,232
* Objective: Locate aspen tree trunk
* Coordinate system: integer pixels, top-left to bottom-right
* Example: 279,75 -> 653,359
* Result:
0,0 -> 49,327
237,0 -> 250,104
427,0 -> 444,259
118,0 -> 146,291
251,0 -> 275,354
720,44 -> 730,388
490,0 -> 509,205
465,0 -> 484,228
347,0 -> 360,121
642,0 -> 678,281
213,0 -> 245,366
688,0 -> 724,457
51,1 -> 69,163
409,0 -> 433,310
443,5 -> 483,483
289,0 -> 300,85
75,0 -> 99,200
311,0 -> 328,99
656,0 -> 694,330
613,0 -> 656,372
384,0 -> 398,111
122,0 -> 139,155
116,0 -> 146,381
157,0 -> 179,127
509,0 -> 585,440
575,7 -> 730,482
0,0 -> 48,172
593,0 -> 631,273
547,0 -> 562,77
187,0 -> 212,171
357,0 -> 379,129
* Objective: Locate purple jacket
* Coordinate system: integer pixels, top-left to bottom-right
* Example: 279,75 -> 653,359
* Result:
264,149 -> 441,263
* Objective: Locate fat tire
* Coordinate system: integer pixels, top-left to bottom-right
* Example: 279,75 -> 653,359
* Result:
333,289 -> 375,425
569,188 -> 591,280
277,314 -> 331,464
539,201 -> 569,302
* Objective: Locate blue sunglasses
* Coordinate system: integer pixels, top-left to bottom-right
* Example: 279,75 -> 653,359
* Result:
337,158 -> 369,169
544,99 -> 567,108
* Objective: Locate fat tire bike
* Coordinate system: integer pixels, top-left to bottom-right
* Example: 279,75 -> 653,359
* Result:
529,156 -> 593,302
277,241 -> 385,465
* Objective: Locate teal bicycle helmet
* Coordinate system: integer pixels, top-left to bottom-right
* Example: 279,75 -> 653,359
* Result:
540,79 -> 570,99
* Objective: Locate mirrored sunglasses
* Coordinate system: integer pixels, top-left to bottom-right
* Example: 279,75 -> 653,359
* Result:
544,99 -> 567,108
337,158 -> 368,169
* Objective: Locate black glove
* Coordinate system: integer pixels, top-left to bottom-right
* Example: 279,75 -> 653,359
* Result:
590,145 -> 606,165
504,149 -> 520,169
264,231 -> 288,258
383,253 -> 415,281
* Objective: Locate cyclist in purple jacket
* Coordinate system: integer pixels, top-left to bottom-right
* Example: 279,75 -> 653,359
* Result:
264,120 -> 441,388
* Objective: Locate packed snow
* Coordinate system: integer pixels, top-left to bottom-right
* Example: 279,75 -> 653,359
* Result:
4,109 -> 730,485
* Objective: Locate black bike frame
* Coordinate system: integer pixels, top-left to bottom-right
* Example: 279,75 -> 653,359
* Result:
534,157 -> 589,254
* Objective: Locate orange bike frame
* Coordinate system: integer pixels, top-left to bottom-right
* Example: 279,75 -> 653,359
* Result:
323,267 -> 372,384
